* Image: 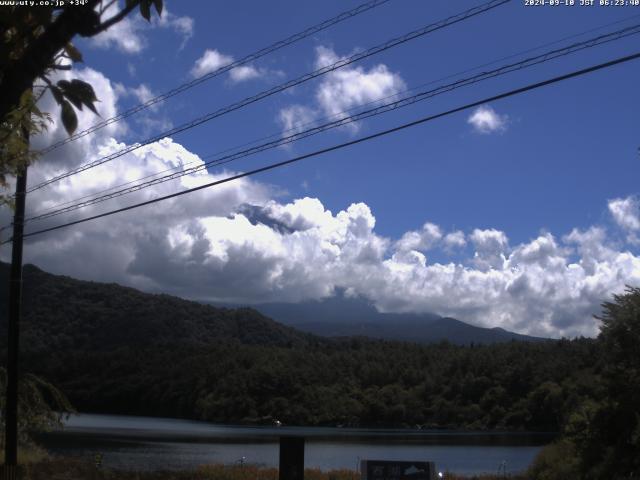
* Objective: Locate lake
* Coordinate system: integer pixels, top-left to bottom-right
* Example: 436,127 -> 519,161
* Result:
38,414 -> 554,476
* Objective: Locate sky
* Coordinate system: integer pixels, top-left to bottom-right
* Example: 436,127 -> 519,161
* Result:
2,0 -> 640,338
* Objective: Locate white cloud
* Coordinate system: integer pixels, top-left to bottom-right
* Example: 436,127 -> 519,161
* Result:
91,3 -> 194,54
396,223 -> 442,252
190,49 -> 233,78
130,84 -> 155,104
157,10 -> 194,49
278,105 -> 316,135
229,65 -> 261,82
115,82 -> 158,108
190,49 -> 265,83
314,46 -> 406,122
609,196 -> 640,244
92,10 -> 144,53
443,230 -> 466,250
3,67 -> 640,340
470,228 -> 509,271
113,82 -> 169,134
467,105 -> 508,134
277,46 -> 406,134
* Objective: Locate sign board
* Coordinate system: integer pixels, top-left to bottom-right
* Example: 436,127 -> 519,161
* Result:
360,460 -> 436,480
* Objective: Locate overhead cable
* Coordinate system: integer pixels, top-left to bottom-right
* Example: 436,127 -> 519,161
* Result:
26,0 -> 510,194
21,22 -> 640,224
6,49 -> 639,244
38,0 -> 392,154
27,12 -> 640,221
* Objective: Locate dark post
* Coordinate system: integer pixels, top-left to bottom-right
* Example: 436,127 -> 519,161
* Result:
279,436 -> 304,480
4,158 -> 28,470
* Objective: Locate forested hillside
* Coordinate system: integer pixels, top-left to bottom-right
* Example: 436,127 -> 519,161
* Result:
0,263 -> 312,351
0,263 -> 600,431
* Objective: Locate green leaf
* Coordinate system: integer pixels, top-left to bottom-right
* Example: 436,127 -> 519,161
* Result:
152,0 -> 163,16
69,79 -> 97,103
50,85 -> 64,105
140,0 -> 151,22
84,100 -> 98,115
57,79 -> 99,114
70,79 -> 99,114
63,91 -> 84,111
64,43 -> 83,63
60,100 -> 77,136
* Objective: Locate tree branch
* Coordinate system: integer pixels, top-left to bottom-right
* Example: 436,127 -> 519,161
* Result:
88,0 -> 139,36
99,0 -> 118,15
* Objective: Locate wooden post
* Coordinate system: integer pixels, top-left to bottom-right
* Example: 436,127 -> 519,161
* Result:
279,436 -> 304,480
4,150 -> 28,472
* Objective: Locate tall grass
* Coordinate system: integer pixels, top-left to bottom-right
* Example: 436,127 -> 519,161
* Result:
6,457 -> 528,480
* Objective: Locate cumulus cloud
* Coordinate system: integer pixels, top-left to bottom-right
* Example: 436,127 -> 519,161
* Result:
467,105 -> 508,134
277,46 -> 405,134
3,67 -> 640,340
229,65 -> 261,82
113,82 -> 170,135
314,46 -> 405,122
190,49 -> 232,77
470,228 -> 509,271
91,3 -> 194,54
443,230 -> 466,250
190,49 -> 263,83
1,67 -> 271,287
115,82 -> 159,108
278,105 -> 316,135
396,223 -> 442,252
92,15 -> 143,54
609,196 -> 640,244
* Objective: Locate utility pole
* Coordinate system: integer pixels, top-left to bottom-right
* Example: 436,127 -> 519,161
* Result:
4,131 -> 28,473
279,437 -> 304,480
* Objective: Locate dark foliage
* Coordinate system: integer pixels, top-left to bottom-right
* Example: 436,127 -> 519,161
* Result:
0,263 -> 600,432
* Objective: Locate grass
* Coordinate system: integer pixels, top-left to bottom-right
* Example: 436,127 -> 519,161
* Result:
1,456 -> 530,480
0,446 -> 50,465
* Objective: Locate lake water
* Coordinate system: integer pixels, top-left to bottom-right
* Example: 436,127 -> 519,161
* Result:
39,414 -> 553,476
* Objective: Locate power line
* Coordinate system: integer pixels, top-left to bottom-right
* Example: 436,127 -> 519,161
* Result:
25,13 -> 640,223
37,0 -> 392,155
7,50 -> 639,245
21,22 -> 640,225
25,0 -> 510,195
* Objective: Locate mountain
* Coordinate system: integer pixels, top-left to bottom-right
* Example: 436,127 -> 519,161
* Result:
0,261 -> 595,431
0,262 -> 313,353
0,261 -> 545,351
1,262 -> 544,349
235,294 -> 546,345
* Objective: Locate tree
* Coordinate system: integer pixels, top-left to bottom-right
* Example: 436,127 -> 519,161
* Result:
544,287 -> 640,479
586,286 -> 640,478
0,367 -> 74,453
0,0 -> 164,202
0,0 -> 165,468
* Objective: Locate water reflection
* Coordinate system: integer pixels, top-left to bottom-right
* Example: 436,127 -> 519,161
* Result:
38,414 -> 553,475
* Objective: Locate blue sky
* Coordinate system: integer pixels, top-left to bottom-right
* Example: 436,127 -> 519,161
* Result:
82,0 -> 640,243
3,0 -> 640,337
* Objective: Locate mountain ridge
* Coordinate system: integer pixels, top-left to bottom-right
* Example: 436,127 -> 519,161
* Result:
0,261 -> 546,346
0,261 -> 592,432
0,262 -> 314,352
230,295 -> 546,345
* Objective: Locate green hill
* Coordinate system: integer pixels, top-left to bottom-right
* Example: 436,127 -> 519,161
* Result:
0,262 -> 599,430
0,262 -> 313,352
